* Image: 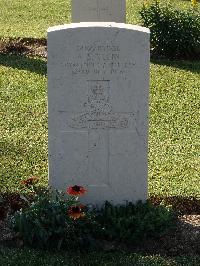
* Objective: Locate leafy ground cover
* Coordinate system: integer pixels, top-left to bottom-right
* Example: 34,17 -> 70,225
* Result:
0,0 -> 199,38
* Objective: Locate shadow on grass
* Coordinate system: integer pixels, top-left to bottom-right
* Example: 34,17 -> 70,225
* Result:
0,54 -> 46,76
151,59 -> 200,74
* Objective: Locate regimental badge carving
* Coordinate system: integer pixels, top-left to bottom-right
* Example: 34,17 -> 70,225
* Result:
68,80 -> 133,129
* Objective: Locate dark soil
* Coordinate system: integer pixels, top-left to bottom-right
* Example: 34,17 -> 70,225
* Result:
0,38 -> 47,58
127,215 -> 200,256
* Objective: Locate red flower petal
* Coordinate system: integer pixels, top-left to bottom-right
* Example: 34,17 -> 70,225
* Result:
66,185 -> 87,196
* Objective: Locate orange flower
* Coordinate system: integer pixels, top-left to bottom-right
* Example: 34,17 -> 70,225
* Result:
68,205 -> 85,220
21,176 -> 39,187
66,185 -> 87,196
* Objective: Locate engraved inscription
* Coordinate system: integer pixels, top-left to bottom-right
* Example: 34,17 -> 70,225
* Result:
64,43 -> 136,78
68,80 -> 133,129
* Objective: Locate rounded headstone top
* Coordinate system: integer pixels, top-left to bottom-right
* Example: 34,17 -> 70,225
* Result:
48,22 -> 150,34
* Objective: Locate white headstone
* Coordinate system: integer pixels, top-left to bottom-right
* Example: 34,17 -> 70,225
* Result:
72,0 -> 126,23
48,22 -> 150,205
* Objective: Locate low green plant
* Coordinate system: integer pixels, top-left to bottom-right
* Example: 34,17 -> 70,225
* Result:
140,1 -> 200,59
10,177 -> 177,249
10,180 -> 96,250
94,201 -> 176,243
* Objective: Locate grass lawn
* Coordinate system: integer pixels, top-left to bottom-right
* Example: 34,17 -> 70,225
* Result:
1,247 -> 200,266
149,61 -> 200,197
0,55 -> 47,191
0,54 -> 199,197
0,0 -> 199,38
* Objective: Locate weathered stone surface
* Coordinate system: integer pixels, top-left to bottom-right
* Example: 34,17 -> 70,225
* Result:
48,22 -> 150,205
72,0 -> 126,23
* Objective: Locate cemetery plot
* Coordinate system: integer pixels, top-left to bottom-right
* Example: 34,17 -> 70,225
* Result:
48,23 -> 150,205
